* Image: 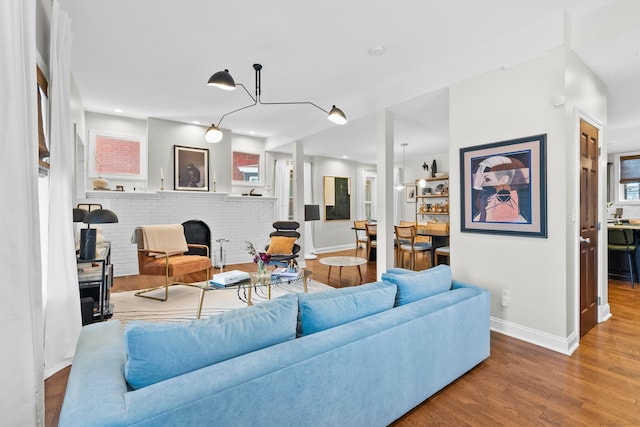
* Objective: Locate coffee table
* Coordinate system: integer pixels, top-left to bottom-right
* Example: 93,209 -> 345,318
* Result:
319,256 -> 367,287
196,269 -> 312,319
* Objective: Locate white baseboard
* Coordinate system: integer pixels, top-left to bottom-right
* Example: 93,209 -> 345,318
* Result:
490,316 -> 579,355
314,244 -> 355,254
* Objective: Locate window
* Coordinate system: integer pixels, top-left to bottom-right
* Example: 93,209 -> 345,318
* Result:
88,130 -> 147,180
364,176 -> 375,220
618,154 -> 640,202
232,150 -> 262,184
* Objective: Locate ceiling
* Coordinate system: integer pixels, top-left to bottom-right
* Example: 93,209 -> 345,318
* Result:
58,0 -> 640,164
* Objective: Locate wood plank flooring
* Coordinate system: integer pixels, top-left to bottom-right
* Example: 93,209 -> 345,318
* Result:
45,249 -> 640,426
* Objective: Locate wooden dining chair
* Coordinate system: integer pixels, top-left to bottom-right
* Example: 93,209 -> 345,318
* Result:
364,223 -> 377,261
395,225 -> 432,270
353,220 -> 368,257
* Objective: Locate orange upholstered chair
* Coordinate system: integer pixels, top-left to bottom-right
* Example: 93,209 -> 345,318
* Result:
133,224 -> 211,301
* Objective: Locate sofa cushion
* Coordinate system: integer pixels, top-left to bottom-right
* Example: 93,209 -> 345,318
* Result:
381,264 -> 452,306
297,281 -> 397,336
266,236 -> 297,255
124,293 -> 298,389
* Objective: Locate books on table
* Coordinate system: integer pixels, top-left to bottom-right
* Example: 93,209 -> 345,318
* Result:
210,270 -> 250,287
271,267 -> 301,278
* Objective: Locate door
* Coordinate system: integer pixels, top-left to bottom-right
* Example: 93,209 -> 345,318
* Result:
579,119 -> 599,337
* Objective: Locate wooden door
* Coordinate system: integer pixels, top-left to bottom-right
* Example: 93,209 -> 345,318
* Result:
579,119 -> 599,337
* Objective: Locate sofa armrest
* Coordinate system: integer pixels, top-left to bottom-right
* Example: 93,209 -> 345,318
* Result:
59,321 -> 128,426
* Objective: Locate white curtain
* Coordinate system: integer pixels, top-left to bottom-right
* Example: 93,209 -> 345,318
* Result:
44,1 -> 81,378
394,167 -> 402,225
303,162 -> 316,255
355,167 -> 367,220
0,0 -> 45,424
274,160 -> 292,220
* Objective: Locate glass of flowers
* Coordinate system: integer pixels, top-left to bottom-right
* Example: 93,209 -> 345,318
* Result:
245,241 -> 271,279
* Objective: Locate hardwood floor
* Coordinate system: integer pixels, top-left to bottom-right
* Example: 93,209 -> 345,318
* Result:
45,250 -> 640,426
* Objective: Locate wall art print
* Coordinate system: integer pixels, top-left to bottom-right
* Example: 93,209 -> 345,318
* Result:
174,145 -> 209,191
460,134 -> 547,238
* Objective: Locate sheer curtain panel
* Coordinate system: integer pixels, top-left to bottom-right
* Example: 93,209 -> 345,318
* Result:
0,0 -> 45,424
44,0 -> 81,378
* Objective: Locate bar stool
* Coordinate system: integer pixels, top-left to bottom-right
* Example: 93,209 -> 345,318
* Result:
435,246 -> 450,265
608,228 -> 637,288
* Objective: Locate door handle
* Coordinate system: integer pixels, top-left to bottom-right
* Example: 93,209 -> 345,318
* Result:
580,236 -> 591,244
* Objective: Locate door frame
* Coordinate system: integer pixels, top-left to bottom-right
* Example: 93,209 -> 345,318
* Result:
574,109 -> 611,344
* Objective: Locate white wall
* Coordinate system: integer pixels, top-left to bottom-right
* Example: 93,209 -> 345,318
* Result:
449,46 -> 605,354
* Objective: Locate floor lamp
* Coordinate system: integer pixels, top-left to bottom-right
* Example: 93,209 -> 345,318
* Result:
304,204 -> 320,260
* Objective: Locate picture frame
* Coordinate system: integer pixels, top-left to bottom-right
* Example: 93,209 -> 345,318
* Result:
460,134 -> 547,237
174,145 -> 210,191
406,184 -> 417,203
324,176 -> 351,220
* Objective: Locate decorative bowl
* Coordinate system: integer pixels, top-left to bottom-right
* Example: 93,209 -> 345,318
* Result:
435,172 -> 448,178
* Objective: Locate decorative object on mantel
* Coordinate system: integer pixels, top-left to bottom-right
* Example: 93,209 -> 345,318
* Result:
204,63 -> 348,143
422,161 -> 429,172
431,159 -> 437,178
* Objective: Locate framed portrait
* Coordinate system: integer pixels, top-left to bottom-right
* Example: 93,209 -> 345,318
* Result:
324,176 -> 351,220
406,184 -> 417,203
460,134 -> 547,238
174,145 -> 209,191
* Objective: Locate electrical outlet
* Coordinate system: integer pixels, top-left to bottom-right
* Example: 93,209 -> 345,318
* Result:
501,290 -> 510,307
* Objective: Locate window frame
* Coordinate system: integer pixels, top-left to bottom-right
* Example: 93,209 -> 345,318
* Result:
88,129 -> 147,181
615,152 -> 640,204
232,149 -> 263,186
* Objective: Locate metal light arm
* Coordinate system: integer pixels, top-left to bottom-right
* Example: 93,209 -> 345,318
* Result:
209,63 -> 347,131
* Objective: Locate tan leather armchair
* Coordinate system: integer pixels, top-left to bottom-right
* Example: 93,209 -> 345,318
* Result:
133,224 -> 211,301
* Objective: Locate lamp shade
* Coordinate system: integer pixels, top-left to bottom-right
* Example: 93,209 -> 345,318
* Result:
204,125 -> 223,143
207,69 -> 236,90
73,208 -> 88,223
327,105 -> 348,125
304,204 -> 321,222
83,209 -> 119,225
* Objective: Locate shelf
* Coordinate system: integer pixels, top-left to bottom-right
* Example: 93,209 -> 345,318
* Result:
417,212 -> 449,216
417,194 -> 448,199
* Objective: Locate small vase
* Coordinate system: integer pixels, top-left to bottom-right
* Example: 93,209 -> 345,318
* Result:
257,261 -> 269,279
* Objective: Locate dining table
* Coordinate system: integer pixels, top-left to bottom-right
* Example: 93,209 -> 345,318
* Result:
352,224 -> 450,267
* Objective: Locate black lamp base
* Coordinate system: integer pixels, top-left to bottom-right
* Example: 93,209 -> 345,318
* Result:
79,228 -> 97,260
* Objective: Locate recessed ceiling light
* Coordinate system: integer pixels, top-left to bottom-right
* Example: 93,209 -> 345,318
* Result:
368,46 -> 385,56
192,120 -> 201,125
249,130 -> 256,135
342,155 -> 348,159
113,108 -> 123,113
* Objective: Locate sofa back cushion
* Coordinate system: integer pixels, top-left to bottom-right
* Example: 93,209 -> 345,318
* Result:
124,294 -> 298,389
381,264 -> 452,306
297,281 -> 397,337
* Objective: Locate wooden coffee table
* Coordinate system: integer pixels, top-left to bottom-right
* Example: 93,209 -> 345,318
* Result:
319,256 -> 367,287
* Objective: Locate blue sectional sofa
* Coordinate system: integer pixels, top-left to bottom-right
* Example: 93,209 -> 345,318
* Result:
59,265 -> 490,426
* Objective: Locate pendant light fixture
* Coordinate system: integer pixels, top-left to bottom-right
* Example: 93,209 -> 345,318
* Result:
204,64 -> 348,143
396,143 -> 408,191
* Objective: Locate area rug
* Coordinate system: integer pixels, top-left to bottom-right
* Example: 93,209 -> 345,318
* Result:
110,278 -> 332,325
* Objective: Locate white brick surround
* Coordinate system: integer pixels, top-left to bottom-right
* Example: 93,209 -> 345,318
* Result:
84,191 -> 276,277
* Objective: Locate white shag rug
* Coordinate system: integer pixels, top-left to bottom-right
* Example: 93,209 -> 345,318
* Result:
110,279 -> 331,325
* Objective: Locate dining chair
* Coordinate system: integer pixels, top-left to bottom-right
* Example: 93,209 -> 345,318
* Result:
395,225 -> 432,270
608,228 -> 637,288
353,220 -> 369,257
364,223 -> 377,261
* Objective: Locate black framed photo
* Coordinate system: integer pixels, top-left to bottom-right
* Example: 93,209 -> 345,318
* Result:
324,176 -> 351,220
174,145 -> 209,191
460,134 -> 547,238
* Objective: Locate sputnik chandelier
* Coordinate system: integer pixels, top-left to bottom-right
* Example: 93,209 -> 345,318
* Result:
204,63 -> 348,143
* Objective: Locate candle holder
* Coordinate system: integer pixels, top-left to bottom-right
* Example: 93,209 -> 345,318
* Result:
161,178 -> 164,191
